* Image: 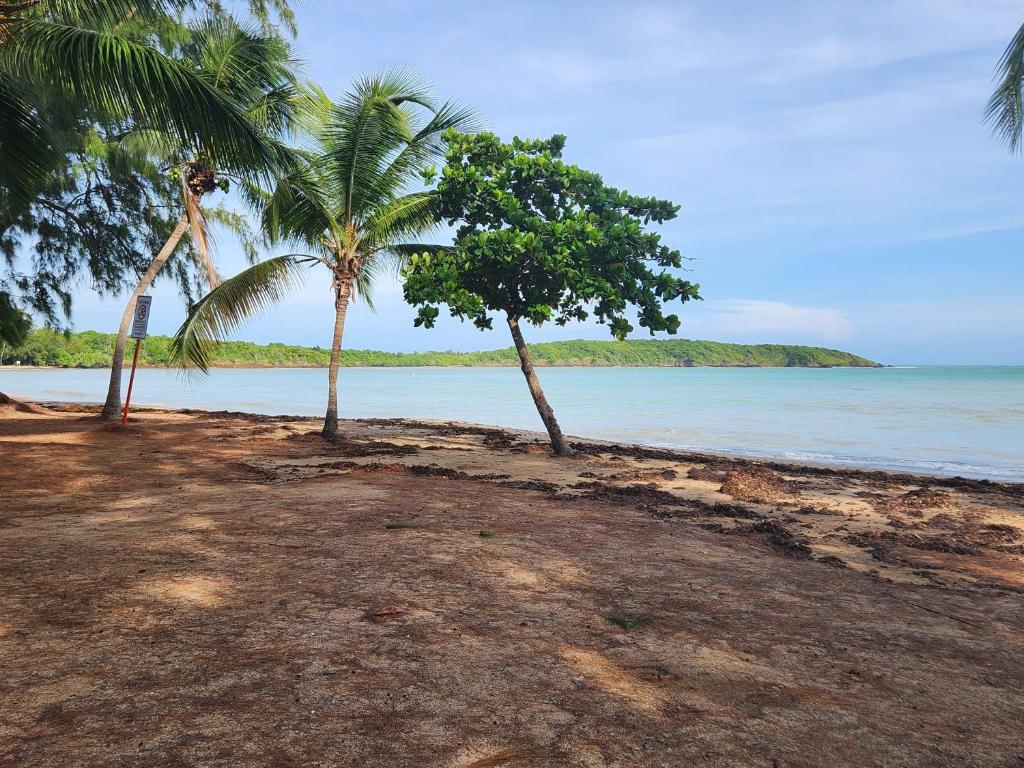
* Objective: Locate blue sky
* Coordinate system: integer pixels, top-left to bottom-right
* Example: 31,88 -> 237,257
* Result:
70,0 -> 1024,364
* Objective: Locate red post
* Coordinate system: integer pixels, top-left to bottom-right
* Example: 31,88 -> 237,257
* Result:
121,339 -> 142,424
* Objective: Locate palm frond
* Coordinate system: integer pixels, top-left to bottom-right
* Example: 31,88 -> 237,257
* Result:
195,249 -> 222,289
362,191 -> 439,249
352,263 -> 377,311
986,21 -> 1024,153
293,81 -> 334,141
5,0 -> 168,27
246,81 -> 303,136
262,165 -> 338,250
368,98 -> 481,206
8,18 -> 281,178
351,66 -> 437,113
0,70 -> 54,208
187,13 -> 304,137
351,242 -> 437,308
171,254 -> 315,371
326,68 -> 440,221
113,127 -> 179,165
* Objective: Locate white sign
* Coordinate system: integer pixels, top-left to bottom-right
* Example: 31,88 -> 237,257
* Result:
130,296 -> 153,340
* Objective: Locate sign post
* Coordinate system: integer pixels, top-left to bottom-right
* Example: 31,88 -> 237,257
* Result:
121,295 -> 152,425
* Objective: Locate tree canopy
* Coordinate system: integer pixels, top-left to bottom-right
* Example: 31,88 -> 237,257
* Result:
404,131 -> 701,339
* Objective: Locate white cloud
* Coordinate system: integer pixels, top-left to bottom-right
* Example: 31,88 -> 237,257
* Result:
511,0 -> 1017,93
629,72 -> 981,153
699,300 -> 854,342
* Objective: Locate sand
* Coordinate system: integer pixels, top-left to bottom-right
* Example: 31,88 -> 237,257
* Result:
1,400 -> 1022,767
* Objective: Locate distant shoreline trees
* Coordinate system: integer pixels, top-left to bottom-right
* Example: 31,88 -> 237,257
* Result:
3,328 -> 881,369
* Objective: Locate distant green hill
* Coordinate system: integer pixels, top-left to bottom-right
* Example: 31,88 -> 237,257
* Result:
2,329 -> 880,368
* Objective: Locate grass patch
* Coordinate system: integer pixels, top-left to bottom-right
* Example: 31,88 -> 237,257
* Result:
479,530 -> 496,538
602,611 -> 651,632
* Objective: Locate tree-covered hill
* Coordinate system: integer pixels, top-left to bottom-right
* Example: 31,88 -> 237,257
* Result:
2,329 -> 880,368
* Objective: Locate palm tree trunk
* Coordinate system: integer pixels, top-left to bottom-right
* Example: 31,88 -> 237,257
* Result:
99,214 -> 190,420
506,314 -> 574,457
321,277 -> 352,439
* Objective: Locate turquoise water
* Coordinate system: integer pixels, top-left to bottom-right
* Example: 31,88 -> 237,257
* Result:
2,365 -> 1022,481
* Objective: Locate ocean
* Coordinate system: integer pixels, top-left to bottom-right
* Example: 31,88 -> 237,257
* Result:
2,365 -> 1022,482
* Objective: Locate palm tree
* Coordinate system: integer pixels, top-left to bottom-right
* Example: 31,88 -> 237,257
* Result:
1,1 -> 279,212
171,71 -> 476,438
99,14 -> 304,419
987,22 -> 1024,152
0,0 -> 289,346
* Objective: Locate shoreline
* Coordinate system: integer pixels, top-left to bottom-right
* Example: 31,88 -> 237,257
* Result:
1,361 -> 887,370
3,367 -> 1020,483
8,363 -> 1024,370
3,397 -> 1022,589
32,400 -> 1024,489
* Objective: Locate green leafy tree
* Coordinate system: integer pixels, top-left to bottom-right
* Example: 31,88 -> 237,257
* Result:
171,71 -> 476,438
403,132 -> 701,456
98,13 -> 305,419
987,21 -> 1024,152
0,0 -> 294,352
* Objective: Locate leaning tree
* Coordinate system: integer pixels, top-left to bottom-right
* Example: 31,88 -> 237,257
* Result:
0,0 -> 294,346
98,14 -> 304,419
403,131 -> 701,456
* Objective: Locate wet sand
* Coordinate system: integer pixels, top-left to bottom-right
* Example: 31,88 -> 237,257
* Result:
1,399 -> 1022,766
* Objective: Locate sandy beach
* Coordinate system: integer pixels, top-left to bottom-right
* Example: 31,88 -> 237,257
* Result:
1,398 -> 1022,766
